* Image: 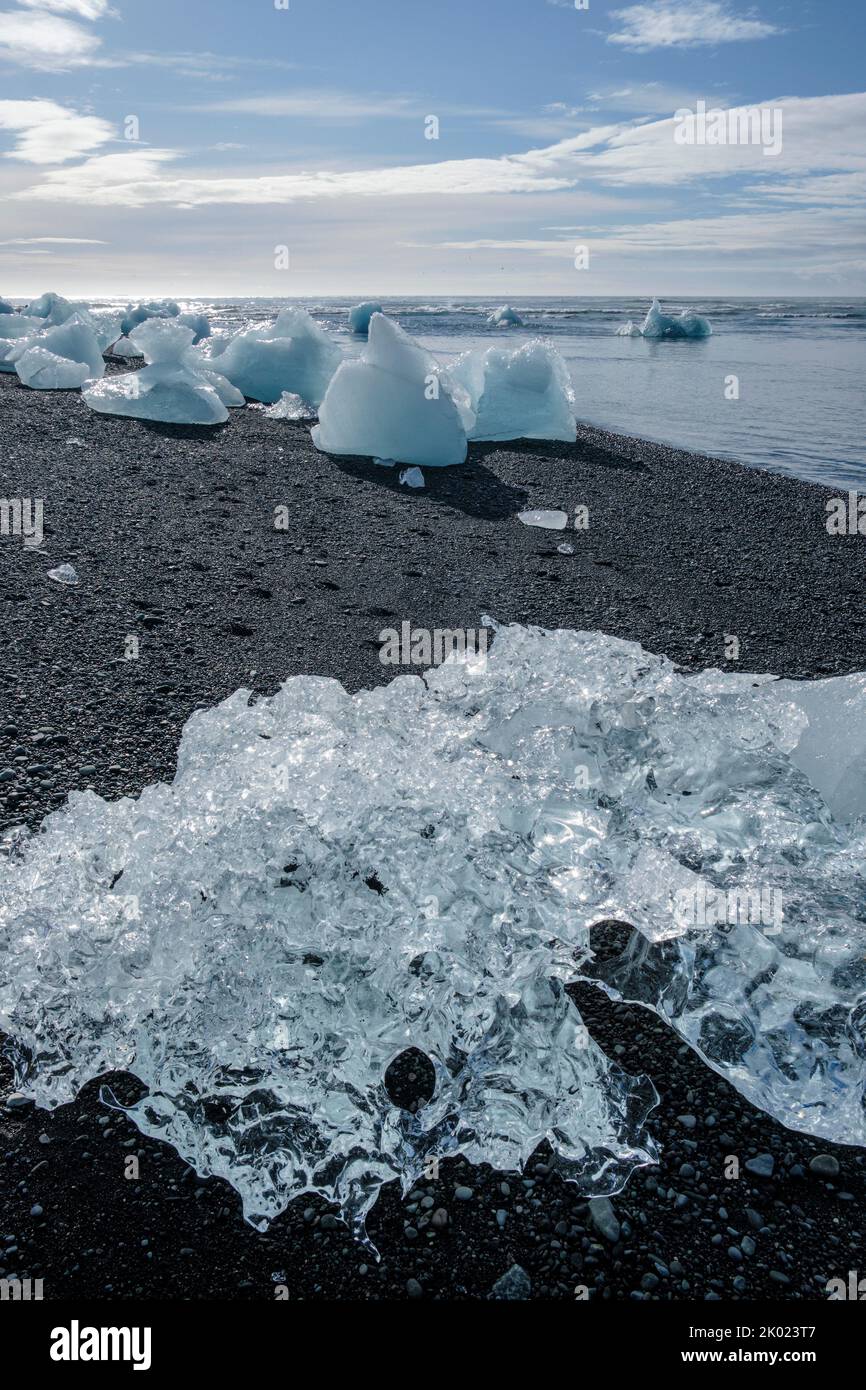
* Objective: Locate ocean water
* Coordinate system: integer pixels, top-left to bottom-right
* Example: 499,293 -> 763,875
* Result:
106,295 -> 866,489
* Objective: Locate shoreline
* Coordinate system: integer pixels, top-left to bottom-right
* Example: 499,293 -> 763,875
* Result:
1,375 -> 866,1301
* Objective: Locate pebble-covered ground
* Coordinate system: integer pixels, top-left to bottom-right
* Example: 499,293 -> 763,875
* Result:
1,372 -> 865,1300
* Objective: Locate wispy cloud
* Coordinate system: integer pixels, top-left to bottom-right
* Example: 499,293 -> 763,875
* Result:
0,98 -> 114,162
0,6 -> 102,67
608,1 -> 781,51
17,0 -> 110,17
0,234 -> 106,243
8,92 -> 865,214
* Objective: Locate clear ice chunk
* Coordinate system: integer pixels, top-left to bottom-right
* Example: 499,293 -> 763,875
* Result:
518,509 -> 569,529
46,563 -> 79,584
263,391 -> 316,420
2,623 -> 865,1239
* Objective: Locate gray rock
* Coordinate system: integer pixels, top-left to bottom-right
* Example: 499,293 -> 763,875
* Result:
809,1154 -> 840,1178
454,1185 -> 474,1201
490,1264 -> 531,1300
745,1153 -> 774,1178
406,1278 -> 423,1299
589,1196 -> 621,1243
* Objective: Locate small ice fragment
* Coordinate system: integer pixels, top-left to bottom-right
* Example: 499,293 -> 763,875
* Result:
109,335 -> 143,359
557,543 -> 574,554
47,564 -> 79,586
399,467 -> 425,488
518,509 -> 568,530
373,457 -> 396,468
264,391 -> 315,420
65,438 -> 86,447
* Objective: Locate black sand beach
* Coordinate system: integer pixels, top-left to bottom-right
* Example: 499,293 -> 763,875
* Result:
2,370 -> 866,1302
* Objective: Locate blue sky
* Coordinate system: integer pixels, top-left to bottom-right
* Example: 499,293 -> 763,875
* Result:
0,0 -> 864,296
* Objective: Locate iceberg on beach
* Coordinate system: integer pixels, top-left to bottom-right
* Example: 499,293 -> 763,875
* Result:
121,299 -> 181,336
488,304 -> 523,328
618,298 -> 712,340
83,319 -> 242,425
0,314 -> 44,372
452,340 -> 576,442
8,313 -> 105,389
215,307 -> 341,406
0,297 -> 14,315
3,621 -> 866,1237
312,313 -> 469,468
25,290 -> 72,321
348,301 -> 383,335
15,291 -> 121,350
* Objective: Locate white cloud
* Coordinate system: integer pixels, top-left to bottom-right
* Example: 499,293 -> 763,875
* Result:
0,234 -> 105,244
10,92 -> 865,213
0,7 -> 100,67
0,98 -> 114,162
17,0 -> 109,18
608,1 -> 780,51
195,91 -> 422,121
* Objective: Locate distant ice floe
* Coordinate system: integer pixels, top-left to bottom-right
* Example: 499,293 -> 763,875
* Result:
617,298 -> 712,340
8,314 -> 106,390
488,304 -> 523,328
453,341 -> 576,442
3,622 -> 866,1238
214,307 -> 340,406
348,301 -> 383,335
313,313 -> 469,468
83,319 -> 243,425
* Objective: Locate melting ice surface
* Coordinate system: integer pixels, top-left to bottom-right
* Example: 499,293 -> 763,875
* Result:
2,623 -> 866,1240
